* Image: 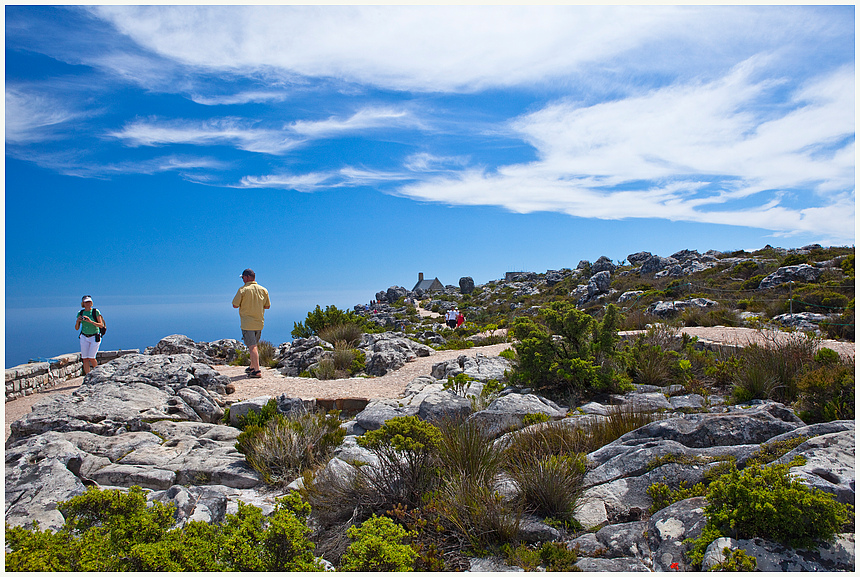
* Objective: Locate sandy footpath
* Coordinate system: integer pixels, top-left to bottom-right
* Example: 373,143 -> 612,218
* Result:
6,327 -> 854,442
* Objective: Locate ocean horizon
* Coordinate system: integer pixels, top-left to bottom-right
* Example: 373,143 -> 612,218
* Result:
5,290 -> 372,369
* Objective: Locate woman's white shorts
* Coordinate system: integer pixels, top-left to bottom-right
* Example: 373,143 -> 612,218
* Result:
80,334 -> 101,359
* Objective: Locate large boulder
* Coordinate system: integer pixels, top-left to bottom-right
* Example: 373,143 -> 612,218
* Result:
146,334 -> 217,364
358,332 -> 433,376
459,277 -> 475,294
587,270 -> 612,298
591,256 -> 617,274
470,393 -> 567,438
11,355 -> 229,441
613,402 -> 804,448
277,337 -> 330,376
385,285 -> 408,304
627,251 -> 652,266
648,497 -> 708,572
758,263 -> 822,289
645,298 -> 718,317
639,255 -> 679,274
701,535 -> 855,572
776,428 -> 855,504
430,353 -> 512,382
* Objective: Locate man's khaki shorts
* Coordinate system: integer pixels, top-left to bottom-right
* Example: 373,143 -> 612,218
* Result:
242,329 -> 262,347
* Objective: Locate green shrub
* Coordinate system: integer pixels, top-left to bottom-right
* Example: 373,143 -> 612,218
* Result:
510,302 -> 627,400
647,481 -> 707,514
522,412 -> 551,426
742,274 -> 766,290
356,416 -> 443,509
732,261 -> 760,279
5,487 -> 322,572
710,547 -> 757,571
687,461 -> 853,566
443,373 -> 473,397
790,287 -> 850,314
499,348 -> 517,362
796,363 -> 855,423
840,254 -> 854,277
339,515 -> 417,572
293,305 -> 373,339
503,541 -> 581,572
236,398 -> 280,430
236,409 -> 346,485
781,254 -> 809,267
746,436 -> 810,467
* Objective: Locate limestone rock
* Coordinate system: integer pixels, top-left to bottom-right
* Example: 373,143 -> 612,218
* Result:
648,497 -> 708,572
701,534 -> 855,572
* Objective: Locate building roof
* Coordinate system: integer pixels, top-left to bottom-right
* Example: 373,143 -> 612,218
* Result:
413,277 -> 443,292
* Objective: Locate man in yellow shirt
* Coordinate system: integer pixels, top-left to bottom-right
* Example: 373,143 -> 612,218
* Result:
232,268 -> 271,378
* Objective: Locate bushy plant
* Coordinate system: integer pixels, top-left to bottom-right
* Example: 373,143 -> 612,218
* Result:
687,461 -> 853,566
5,487 -> 322,572
292,305 -> 372,339
510,302 -> 627,400
647,481 -> 707,514
522,412 -> 551,426
731,334 -> 817,403
339,515 -> 417,571
356,416 -> 443,509
434,476 -> 522,549
796,362 -> 855,423
236,409 -> 346,485
235,398 -> 280,430
503,541 -> 581,572
710,547 -> 757,571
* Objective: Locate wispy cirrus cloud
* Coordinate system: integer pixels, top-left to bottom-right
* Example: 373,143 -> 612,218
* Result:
394,62 -> 855,241
108,117 -> 303,154
5,86 -> 88,143
190,91 -> 288,106
288,107 -> 419,137
239,167 -> 409,192
109,106 -> 416,154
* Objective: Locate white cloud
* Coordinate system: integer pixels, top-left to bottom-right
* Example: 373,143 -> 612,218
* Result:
394,63 -> 855,241
91,5 -> 835,93
5,87 -> 85,143
288,108 -> 418,137
240,167 -> 409,192
109,117 -> 303,154
190,91 -> 288,106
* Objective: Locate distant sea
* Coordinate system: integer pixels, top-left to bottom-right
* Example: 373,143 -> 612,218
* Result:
6,301 -> 321,369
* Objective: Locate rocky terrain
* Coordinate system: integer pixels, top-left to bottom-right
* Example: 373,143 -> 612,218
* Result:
6,333 -> 855,571
5,243 -> 855,571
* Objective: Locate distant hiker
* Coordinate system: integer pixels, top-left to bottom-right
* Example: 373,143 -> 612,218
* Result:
456,311 -> 465,328
445,309 -> 457,329
75,295 -> 105,374
232,268 -> 270,378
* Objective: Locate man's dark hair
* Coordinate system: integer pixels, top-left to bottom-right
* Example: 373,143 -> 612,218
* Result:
242,268 -> 256,279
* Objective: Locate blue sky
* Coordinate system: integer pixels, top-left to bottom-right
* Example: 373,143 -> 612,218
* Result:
4,5 -> 855,363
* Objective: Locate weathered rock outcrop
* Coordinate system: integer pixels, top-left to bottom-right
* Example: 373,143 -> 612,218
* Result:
759,263 -> 822,289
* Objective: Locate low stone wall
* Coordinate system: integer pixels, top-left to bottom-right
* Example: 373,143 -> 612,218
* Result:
5,350 -> 139,402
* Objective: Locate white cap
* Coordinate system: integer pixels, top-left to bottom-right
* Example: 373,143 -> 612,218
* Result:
82,296 -> 93,304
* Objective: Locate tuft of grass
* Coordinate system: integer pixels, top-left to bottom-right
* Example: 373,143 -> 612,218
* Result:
235,408 -> 345,486
437,418 -> 505,487
318,323 -> 363,348
508,453 -> 587,520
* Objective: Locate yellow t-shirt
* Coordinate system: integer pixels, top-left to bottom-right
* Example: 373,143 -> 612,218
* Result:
232,281 -> 270,330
